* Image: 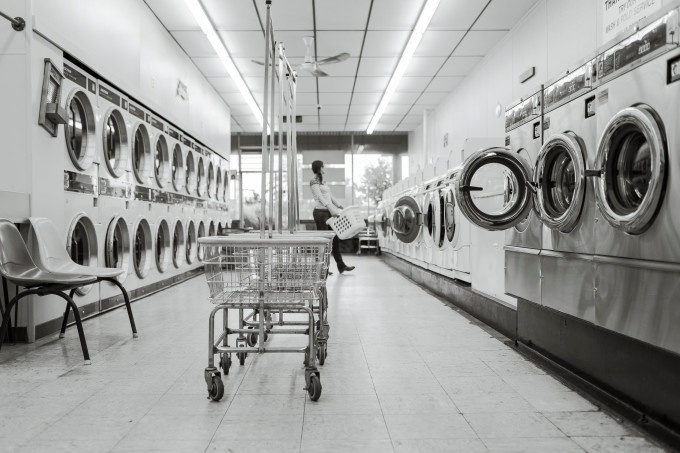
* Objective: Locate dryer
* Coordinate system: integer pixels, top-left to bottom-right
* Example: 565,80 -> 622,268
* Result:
589,8 -> 680,353
538,57 -> 599,322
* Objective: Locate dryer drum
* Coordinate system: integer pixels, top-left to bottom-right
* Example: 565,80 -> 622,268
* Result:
66,214 -> 98,295
65,91 -> 96,170
154,135 -> 171,188
595,106 -> 666,235
102,109 -> 129,178
197,221 -> 206,261
105,216 -> 130,283
208,162 -> 215,198
444,189 -> 456,243
185,152 -> 197,195
196,158 -> 206,197
534,132 -> 587,233
132,124 -> 152,184
437,191 -> 446,248
392,196 -> 422,244
186,221 -> 197,264
172,221 -> 185,268
155,219 -> 171,272
133,219 -> 152,278
171,144 -> 185,191
215,169 -> 222,201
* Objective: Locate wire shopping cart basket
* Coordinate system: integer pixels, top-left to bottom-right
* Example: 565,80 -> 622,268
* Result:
200,235 -> 332,402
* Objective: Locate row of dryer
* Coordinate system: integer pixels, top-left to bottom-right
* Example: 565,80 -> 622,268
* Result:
375,5 -> 680,355
48,55 -> 232,316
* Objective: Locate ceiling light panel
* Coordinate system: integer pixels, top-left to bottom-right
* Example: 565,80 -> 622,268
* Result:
370,0 -> 427,30
438,56 -> 483,76
145,0 -> 198,31
209,76 -> 241,93
415,30 -> 466,56
202,0 -> 260,30
171,31 -> 214,57
357,57 -> 399,77
453,30 -> 509,56
403,56 -> 447,77
473,0 -> 539,30
428,0 -> 486,30
397,76 -> 432,92
316,0 -> 371,30
361,31 -> 410,57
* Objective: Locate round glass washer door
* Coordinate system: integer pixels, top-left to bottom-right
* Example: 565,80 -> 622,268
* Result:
172,220 -> 185,268
186,221 -> 197,264
534,132 -> 587,233
133,219 -> 152,278
207,162 -> 215,199
454,147 -> 534,231
391,195 -> 422,244
171,144 -> 185,191
66,213 -> 98,295
104,215 -> 130,283
424,190 -> 437,248
595,105 -> 666,235
155,219 -> 171,272
65,90 -> 96,171
215,169 -> 222,201
102,108 -> 129,178
185,152 -> 197,195
154,135 -> 171,188
132,124 -> 152,184
443,187 -> 457,245
197,221 -> 206,261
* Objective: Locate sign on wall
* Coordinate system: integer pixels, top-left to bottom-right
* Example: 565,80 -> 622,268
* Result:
602,0 -> 663,42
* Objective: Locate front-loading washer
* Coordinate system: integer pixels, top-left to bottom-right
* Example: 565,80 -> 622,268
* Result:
589,8 -> 680,353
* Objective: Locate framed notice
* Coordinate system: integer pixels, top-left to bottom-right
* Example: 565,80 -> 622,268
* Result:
602,0 -> 662,43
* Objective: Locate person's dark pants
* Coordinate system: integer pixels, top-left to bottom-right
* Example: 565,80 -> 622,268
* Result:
313,208 -> 345,270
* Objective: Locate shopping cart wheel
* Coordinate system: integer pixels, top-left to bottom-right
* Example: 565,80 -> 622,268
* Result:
219,354 -> 231,375
307,375 -> 322,401
317,344 -> 326,366
246,329 -> 257,347
237,346 -> 247,366
208,376 -> 224,402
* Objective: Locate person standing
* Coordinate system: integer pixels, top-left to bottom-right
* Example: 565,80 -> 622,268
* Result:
310,160 -> 355,274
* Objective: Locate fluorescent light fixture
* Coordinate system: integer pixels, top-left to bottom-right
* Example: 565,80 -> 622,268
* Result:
184,0 -> 263,126
366,0 -> 440,134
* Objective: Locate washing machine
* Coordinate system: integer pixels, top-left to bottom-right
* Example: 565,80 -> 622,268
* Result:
184,145 -> 198,198
391,185 -> 424,261
590,7 -> 680,353
441,168 -> 471,282
423,176 -> 446,269
537,57 -> 599,322
185,218 -> 198,265
195,149 -> 207,200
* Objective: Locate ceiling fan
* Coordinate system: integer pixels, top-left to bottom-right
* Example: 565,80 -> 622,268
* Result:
252,36 -> 349,77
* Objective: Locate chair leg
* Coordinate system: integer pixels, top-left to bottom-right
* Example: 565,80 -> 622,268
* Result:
102,277 -> 138,338
59,288 -> 77,339
1,277 -> 14,343
0,290 -> 34,351
54,291 -> 90,364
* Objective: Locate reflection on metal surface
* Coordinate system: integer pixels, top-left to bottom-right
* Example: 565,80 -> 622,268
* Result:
186,220 -> 197,264
595,106 -> 666,234
105,215 -> 129,283
443,188 -> 456,244
67,213 -> 98,295
154,135 -> 171,188
172,220 -> 185,268
155,219 -> 171,272
391,196 -> 422,244
455,148 -> 533,231
133,219 -> 152,278
504,249 -> 540,303
171,144 -> 185,191
197,221 -> 206,261
185,151 -> 196,195
65,91 -> 96,170
535,132 -> 587,232
540,253 -> 595,323
132,124 -> 152,184
102,109 -> 128,178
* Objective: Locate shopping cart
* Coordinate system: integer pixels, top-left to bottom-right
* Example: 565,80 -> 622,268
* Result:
200,235 -> 331,402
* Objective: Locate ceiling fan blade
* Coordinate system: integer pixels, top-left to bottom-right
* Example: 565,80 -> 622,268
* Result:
310,67 -> 329,77
251,59 -> 265,66
316,52 -> 350,65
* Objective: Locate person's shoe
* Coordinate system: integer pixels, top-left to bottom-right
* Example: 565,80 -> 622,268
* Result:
327,271 -> 333,276
339,265 -> 355,274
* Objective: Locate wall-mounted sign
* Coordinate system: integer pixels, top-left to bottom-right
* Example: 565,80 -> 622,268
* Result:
602,0 -> 662,43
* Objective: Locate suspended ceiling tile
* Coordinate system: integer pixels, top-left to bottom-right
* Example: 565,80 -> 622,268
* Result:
370,0 -> 425,30
403,57 -> 447,77
319,115 -> 349,124
317,105 -> 350,115
362,31 -> 410,57
429,0 -> 486,30
438,56 -> 483,76
397,76 -> 431,92
265,0 -> 314,30
408,103 -> 437,115
353,76 -> 389,92
320,92 -> 352,105
218,31 -> 266,58
192,57 -> 228,77
351,92 -> 383,104
295,77 -> 317,93
145,0 -> 198,31
317,0 -> 371,30
345,123 -> 369,131
358,57 -> 398,77
244,76 -> 265,94
390,91 -> 421,105
297,123 -> 322,132
347,114 -> 374,123
209,77 -> 240,93
348,104 -> 376,115
171,31 -> 213,57
314,58 -> 358,77
418,91 -> 450,105
373,123 -> 396,132
296,105 -> 321,115
395,123 -> 418,131
318,77 -> 355,93
473,0 -> 539,30
220,92 -> 248,106
234,58 -> 267,77
202,0 -> 261,31
273,31 -> 311,58
297,92 -> 318,105
415,31 -> 466,57
316,31 -> 364,60
427,76 -> 463,92
383,103 -> 411,115
453,30 -> 509,56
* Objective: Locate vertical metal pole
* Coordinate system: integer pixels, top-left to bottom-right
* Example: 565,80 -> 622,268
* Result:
238,136 -> 244,228
277,45 -> 285,233
268,42 -> 277,236
260,1 -> 272,239
351,134 -> 354,206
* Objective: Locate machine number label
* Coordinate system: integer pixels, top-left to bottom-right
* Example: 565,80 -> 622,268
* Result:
150,117 -> 164,131
168,128 -> 179,139
668,55 -> 680,83
99,86 -> 120,107
63,63 -> 87,89
129,103 -> 145,121
182,136 -> 193,147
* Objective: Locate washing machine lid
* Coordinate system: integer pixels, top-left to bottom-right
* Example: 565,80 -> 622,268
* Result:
391,195 -> 422,244
454,147 -> 534,231
594,105 -> 666,234
534,132 -> 587,233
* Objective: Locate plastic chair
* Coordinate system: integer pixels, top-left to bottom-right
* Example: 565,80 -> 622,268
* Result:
0,219 -> 97,362
28,217 -> 138,340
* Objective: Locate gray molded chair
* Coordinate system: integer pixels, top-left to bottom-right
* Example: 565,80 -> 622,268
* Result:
28,217 -> 138,340
0,219 -> 97,362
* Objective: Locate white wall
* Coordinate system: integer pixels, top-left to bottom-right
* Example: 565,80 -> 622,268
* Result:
31,0 -> 230,155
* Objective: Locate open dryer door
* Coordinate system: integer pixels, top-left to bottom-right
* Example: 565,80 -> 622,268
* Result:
454,148 -> 534,231
391,195 -> 422,244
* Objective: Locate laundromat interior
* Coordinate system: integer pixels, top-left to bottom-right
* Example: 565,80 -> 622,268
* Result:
1,0 -> 679,451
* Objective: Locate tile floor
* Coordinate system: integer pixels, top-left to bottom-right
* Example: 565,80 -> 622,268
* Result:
0,255 -> 672,452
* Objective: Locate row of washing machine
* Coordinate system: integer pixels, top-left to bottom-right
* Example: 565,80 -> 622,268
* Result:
45,55 -> 232,318
374,5 -> 680,355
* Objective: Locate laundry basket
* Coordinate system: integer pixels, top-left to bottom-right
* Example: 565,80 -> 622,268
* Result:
326,206 -> 365,240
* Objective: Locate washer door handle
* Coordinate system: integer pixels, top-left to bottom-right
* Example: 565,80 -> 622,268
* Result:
585,169 -> 602,178
460,185 -> 483,192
